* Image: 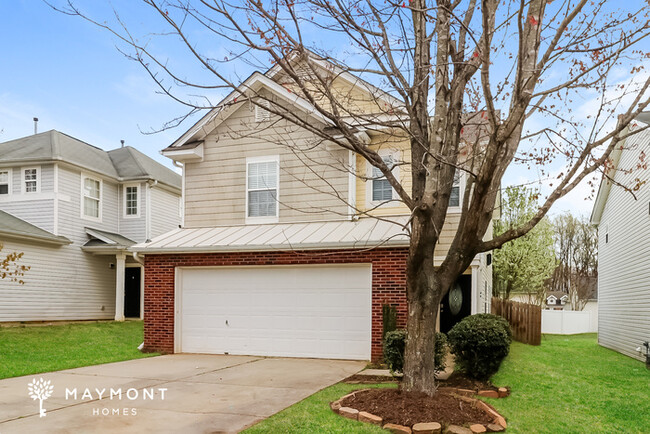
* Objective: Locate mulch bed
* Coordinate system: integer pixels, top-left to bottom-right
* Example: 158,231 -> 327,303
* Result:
343,371 -> 498,391
440,372 -> 498,392
343,374 -> 399,384
340,388 -> 494,427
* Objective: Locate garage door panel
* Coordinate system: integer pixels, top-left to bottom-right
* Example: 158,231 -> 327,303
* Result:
179,264 -> 372,360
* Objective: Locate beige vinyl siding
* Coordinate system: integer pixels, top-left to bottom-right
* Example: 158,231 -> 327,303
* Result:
273,68 -> 389,116
0,237 -> 115,321
150,186 -> 181,238
118,182 -> 146,242
355,135 -> 412,216
184,102 -> 349,227
598,127 -> 650,362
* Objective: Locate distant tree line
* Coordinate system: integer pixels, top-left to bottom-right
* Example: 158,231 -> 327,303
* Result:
493,187 -> 597,310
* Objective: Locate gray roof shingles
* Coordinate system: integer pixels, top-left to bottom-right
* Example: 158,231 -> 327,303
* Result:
0,210 -> 71,244
0,130 -> 180,189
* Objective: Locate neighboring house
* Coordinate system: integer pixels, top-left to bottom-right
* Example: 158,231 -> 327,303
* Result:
133,56 -> 495,362
591,112 -> 650,362
0,130 -> 181,322
546,291 -> 569,310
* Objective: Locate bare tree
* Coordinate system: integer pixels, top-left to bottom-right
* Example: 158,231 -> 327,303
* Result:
549,213 -> 598,311
50,0 -> 650,394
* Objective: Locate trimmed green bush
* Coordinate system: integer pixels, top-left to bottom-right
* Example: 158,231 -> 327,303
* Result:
383,329 -> 448,374
447,313 -> 512,380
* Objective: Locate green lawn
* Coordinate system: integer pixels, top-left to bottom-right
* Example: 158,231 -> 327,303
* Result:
0,320 -> 157,379
245,382 -> 396,433
490,334 -> 650,433
246,334 -> 650,433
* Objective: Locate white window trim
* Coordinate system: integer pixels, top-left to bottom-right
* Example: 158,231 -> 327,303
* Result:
123,183 -> 141,218
448,170 -> 465,212
245,155 -> 280,224
365,151 -> 400,208
80,173 -> 103,222
21,166 -> 40,194
0,168 -> 12,195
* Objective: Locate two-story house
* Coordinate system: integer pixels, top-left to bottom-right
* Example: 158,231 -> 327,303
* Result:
133,56 -> 494,362
591,112 -> 650,363
0,130 -> 181,322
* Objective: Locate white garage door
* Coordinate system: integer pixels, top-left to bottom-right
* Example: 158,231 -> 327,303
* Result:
177,264 -> 372,360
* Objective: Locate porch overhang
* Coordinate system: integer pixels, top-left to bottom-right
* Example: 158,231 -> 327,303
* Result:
132,217 -> 411,255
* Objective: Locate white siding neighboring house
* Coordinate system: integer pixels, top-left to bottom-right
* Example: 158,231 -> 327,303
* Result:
0,130 -> 181,322
591,112 -> 650,363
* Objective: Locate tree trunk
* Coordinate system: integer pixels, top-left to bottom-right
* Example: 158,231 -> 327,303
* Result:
402,274 -> 440,394
401,215 -> 443,394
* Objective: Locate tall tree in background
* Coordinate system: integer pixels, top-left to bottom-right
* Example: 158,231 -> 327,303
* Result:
493,187 -> 555,302
52,0 -> 650,394
550,214 -> 598,311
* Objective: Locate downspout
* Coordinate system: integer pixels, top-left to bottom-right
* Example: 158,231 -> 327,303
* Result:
172,160 -> 185,227
145,180 -> 158,240
132,251 -> 145,265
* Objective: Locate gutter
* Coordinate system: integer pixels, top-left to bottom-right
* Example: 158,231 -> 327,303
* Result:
0,230 -> 72,246
129,239 -> 410,255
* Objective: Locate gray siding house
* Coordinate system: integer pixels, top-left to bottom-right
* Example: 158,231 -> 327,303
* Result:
0,130 -> 181,322
591,112 -> 650,363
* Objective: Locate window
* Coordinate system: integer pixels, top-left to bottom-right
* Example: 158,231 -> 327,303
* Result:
449,172 -> 461,207
0,170 -> 10,195
22,167 -> 40,193
246,157 -> 279,219
371,155 -> 396,202
124,185 -> 139,217
82,176 -> 101,219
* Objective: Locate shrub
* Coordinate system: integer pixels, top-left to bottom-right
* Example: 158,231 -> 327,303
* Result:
383,329 -> 448,374
447,313 -> 512,380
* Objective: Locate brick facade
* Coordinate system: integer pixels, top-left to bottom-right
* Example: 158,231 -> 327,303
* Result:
143,247 -> 408,361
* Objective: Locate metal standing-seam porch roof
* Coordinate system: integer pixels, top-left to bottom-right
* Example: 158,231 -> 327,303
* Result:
132,217 -> 411,254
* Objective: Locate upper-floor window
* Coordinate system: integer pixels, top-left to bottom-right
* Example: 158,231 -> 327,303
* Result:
0,169 -> 10,195
22,167 -> 40,193
246,156 -> 279,221
124,184 -> 139,217
372,155 -> 395,201
449,172 -> 461,207
368,154 -> 398,205
82,175 -> 102,220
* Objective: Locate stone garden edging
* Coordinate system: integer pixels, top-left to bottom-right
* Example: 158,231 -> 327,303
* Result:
330,389 -> 508,433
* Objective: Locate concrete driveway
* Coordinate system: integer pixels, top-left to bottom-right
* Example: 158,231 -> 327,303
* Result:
0,355 -> 364,433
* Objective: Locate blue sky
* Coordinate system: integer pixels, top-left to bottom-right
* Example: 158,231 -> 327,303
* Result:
2,1 -> 646,218
0,1 -> 187,166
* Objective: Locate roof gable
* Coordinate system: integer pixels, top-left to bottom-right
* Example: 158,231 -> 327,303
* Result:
164,72 -> 333,151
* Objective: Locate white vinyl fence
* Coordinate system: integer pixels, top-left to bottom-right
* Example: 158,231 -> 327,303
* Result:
541,309 -> 598,334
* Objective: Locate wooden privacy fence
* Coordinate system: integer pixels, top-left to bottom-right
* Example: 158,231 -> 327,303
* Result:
491,298 -> 542,345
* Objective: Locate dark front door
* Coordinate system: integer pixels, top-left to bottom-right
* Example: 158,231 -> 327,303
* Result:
124,267 -> 141,318
440,275 -> 472,333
